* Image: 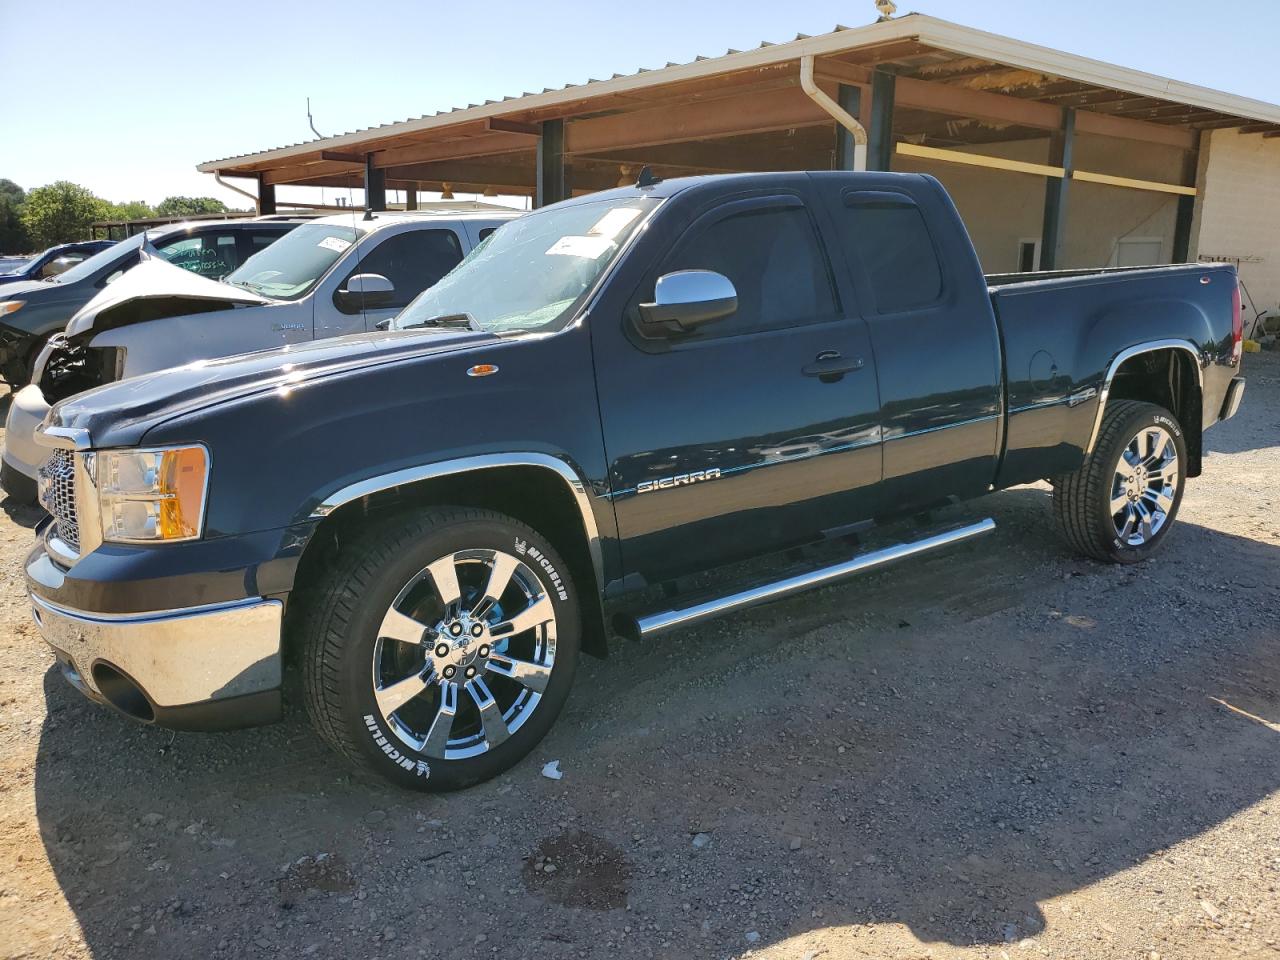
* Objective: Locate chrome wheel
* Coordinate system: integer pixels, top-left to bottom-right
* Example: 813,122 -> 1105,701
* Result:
371,548 -> 557,760
1110,424 -> 1178,546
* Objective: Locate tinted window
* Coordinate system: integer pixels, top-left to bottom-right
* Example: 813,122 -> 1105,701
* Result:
478,227 -> 498,242
659,203 -> 836,337
347,229 -> 463,309
838,195 -> 942,313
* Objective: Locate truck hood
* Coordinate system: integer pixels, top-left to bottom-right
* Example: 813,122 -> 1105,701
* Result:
65,256 -> 270,337
46,327 -> 500,446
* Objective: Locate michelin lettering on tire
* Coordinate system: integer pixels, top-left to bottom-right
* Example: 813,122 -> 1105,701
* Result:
364,713 -> 431,778
514,536 -> 569,601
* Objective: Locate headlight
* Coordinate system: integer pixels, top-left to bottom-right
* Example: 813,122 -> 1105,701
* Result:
95,445 -> 209,543
0,300 -> 25,318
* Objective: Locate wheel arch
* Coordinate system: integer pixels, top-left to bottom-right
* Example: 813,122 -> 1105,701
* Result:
288,454 -> 609,659
1086,339 -> 1204,477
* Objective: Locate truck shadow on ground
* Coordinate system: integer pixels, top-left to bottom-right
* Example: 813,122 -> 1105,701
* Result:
28,488 -> 1280,957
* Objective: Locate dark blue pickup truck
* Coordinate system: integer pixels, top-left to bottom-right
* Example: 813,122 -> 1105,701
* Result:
24,172 -> 1246,790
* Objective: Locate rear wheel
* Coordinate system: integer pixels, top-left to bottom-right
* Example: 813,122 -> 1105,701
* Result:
300,507 -> 580,791
1052,400 -> 1187,563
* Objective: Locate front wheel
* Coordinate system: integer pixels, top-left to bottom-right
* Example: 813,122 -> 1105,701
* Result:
300,507 -> 580,791
1052,400 -> 1187,563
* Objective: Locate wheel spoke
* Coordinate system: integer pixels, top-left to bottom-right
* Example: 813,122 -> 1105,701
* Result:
1117,504 -> 1138,540
375,666 -> 433,716
420,682 -> 458,757
1109,491 -> 1129,515
378,607 -> 430,646
1148,488 -> 1175,514
490,594 -> 554,639
487,653 -> 553,693
466,677 -> 510,747
426,555 -> 462,609
473,551 -> 520,618
1135,501 -> 1154,542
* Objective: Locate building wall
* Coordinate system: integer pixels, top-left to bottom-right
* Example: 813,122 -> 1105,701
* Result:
1191,128 -> 1280,313
892,134 -> 1183,274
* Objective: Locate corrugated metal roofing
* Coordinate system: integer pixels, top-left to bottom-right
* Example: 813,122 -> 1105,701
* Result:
198,14 -> 1280,172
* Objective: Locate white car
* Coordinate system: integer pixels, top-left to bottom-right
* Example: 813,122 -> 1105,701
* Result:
3,205 -> 519,502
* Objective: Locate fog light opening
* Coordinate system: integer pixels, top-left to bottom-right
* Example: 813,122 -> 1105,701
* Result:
91,662 -> 155,722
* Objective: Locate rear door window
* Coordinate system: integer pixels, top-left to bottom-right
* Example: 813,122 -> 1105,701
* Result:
836,192 -> 943,313
345,229 -> 464,309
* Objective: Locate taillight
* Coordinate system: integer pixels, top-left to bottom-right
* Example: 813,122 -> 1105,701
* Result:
1231,282 -> 1243,364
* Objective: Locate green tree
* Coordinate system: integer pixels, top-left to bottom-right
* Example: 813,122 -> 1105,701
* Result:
0,179 -> 27,252
20,181 -> 108,248
104,200 -> 155,221
155,196 -> 228,217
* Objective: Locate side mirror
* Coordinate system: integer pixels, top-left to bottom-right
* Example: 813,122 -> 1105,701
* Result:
638,270 -> 737,337
335,273 -> 395,314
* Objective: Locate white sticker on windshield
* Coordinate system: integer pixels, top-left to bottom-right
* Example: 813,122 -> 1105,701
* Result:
545,235 -> 615,259
318,236 -> 352,253
587,207 -> 643,240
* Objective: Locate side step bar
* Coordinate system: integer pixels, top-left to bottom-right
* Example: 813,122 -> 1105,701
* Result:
620,518 -> 995,641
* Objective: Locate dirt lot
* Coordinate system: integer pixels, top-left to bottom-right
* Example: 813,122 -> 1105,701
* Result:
1,354 -> 1278,960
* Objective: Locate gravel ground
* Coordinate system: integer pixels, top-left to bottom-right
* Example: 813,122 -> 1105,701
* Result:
1,353 -> 1278,960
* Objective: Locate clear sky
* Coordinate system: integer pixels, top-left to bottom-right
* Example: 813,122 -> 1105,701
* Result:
1,0 -> 1277,207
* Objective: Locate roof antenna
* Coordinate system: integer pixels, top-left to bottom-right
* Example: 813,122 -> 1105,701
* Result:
635,165 -> 661,188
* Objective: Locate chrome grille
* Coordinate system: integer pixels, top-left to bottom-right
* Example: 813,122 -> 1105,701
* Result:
38,448 -> 79,552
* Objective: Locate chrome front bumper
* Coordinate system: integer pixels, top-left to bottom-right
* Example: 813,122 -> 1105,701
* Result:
31,591 -> 284,729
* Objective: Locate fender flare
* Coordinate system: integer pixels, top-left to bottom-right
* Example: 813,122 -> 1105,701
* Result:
1084,338 -> 1202,455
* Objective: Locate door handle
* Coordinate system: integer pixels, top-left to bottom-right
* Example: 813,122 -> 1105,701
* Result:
802,350 -> 864,382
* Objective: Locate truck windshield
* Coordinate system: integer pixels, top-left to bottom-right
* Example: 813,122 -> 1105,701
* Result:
225,222 -> 362,300
394,197 -> 658,336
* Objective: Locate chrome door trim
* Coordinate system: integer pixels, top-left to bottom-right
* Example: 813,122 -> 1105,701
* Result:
1084,339 -> 1202,455
310,452 -> 604,589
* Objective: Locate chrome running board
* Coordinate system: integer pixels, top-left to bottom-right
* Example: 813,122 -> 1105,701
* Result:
622,518 -> 995,640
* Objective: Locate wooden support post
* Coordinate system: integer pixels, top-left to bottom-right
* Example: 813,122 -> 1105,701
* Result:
834,84 -> 863,171
364,154 -> 387,212
256,174 -> 276,215
537,119 -> 567,208
1040,108 -> 1075,271
867,70 -> 895,171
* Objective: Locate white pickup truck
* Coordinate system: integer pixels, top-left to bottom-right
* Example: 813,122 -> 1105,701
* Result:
3,205 -> 520,501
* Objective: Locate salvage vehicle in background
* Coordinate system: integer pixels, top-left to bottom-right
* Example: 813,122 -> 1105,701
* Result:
0,219 -> 305,391
0,240 -> 115,286
23,172 -> 1246,791
1,205 -> 518,503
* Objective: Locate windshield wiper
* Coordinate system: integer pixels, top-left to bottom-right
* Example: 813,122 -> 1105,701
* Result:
398,312 -> 481,332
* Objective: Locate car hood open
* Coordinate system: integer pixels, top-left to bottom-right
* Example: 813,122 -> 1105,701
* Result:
65,256 -> 271,337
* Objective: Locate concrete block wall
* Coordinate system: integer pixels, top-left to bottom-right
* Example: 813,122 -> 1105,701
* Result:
1191,128 -> 1280,314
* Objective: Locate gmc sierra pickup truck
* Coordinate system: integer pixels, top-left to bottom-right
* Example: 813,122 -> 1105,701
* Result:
25,172 -> 1246,791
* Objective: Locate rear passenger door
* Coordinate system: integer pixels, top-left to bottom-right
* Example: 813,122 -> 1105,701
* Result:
322,227 -> 466,336
813,176 -> 1002,510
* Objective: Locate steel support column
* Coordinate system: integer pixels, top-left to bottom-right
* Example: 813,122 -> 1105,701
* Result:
537,119 -> 567,208
1040,107 -> 1075,271
405,183 -> 418,210
1172,133 -> 1201,262
834,84 -> 864,170
256,174 -> 276,215
867,71 -> 895,171
364,154 -> 386,212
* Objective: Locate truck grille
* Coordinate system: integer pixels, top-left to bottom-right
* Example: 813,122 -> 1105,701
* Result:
38,448 -> 79,552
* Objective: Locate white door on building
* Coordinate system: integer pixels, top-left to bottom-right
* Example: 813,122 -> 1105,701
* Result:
1112,237 -> 1164,267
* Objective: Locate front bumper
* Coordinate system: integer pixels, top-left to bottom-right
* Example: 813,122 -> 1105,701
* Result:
27,545 -> 285,730
2,383 -> 52,483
